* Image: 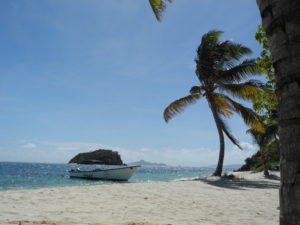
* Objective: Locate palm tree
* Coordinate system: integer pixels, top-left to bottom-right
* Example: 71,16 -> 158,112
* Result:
247,120 -> 279,176
256,1 -> 300,223
163,30 -> 264,176
148,1 -> 300,221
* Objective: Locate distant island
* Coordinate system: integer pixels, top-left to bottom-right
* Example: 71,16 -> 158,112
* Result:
128,160 -> 167,167
69,149 -> 124,165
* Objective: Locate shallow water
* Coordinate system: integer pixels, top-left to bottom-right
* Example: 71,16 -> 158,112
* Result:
0,162 -> 239,190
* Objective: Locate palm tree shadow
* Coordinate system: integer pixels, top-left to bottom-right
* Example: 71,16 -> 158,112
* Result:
197,177 -> 279,190
265,174 -> 280,181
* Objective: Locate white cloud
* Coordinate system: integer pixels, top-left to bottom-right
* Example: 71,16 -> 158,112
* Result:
17,140 -> 258,167
22,143 -> 37,149
232,141 -> 258,152
35,141 -> 218,166
118,145 -> 256,167
39,141 -> 104,152
225,142 -> 258,165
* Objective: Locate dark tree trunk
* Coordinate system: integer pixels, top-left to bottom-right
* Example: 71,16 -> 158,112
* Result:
208,96 -> 225,176
212,117 -> 225,176
257,0 -> 300,224
264,167 -> 270,176
262,151 -> 270,176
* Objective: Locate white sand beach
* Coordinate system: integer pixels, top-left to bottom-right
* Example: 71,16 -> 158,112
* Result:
0,171 -> 280,225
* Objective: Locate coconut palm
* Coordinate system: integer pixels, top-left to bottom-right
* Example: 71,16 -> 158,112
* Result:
149,0 -> 300,221
163,30 -> 264,176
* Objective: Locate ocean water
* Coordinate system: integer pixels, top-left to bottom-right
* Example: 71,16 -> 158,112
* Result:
0,162 -> 238,190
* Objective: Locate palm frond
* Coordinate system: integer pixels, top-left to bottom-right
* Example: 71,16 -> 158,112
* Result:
246,129 -> 266,148
225,96 -> 265,133
219,41 -> 252,62
163,94 -> 200,122
195,30 -> 224,82
218,80 -> 265,101
247,117 -> 279,156
218,59 -> 261,83
264,121 -> 279,144
266,121 -> 279,137
148,0 -> 172,21
190,85 -> 204,95
213,94 -> 234,118
200,30 -> 224,46
218,116 -> 241,148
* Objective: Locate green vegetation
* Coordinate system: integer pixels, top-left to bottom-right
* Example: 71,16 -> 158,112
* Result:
148,0 -> 172,21
238,140 -> 279,173
149,1 -> 300,221
69,149 -> 124,165
247,123 -> 279,175
253,25 -> 277,121
239,26 -> 279,174
163,30 -> 264,176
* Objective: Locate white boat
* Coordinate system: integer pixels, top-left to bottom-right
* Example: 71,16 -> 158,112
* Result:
69,165 -> 140,181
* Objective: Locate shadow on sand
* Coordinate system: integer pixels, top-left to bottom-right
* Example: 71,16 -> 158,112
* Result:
196,176 -> 280,190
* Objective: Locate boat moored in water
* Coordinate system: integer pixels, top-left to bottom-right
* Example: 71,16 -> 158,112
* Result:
68,165 -> 140,181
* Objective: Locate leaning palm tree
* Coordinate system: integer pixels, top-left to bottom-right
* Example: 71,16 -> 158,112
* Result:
164,30 -> 265,176
148,0 -> 300,221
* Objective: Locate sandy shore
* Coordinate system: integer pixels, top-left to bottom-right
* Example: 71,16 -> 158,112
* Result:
0,171 -> 280,225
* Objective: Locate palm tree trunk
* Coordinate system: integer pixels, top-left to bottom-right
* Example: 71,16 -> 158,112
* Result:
262,150 -> 269,176
263,161 -> 270,176
207,96 -> 225,176
257,0 -> 300,224
212,116 -> 225,176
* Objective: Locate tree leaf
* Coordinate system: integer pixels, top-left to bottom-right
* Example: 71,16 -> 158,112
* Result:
163,94 -> 200,122
149,0 -> 172,21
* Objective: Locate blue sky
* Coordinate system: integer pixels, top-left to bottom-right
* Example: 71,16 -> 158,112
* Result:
0,0 -> 262,166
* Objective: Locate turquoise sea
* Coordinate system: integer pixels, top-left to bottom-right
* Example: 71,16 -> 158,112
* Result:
0,162 -> 239,190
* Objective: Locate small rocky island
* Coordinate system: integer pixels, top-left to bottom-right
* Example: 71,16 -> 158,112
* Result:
68,149 -> 124,165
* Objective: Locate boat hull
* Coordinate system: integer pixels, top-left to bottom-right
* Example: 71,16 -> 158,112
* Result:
69,166 -> 140,181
